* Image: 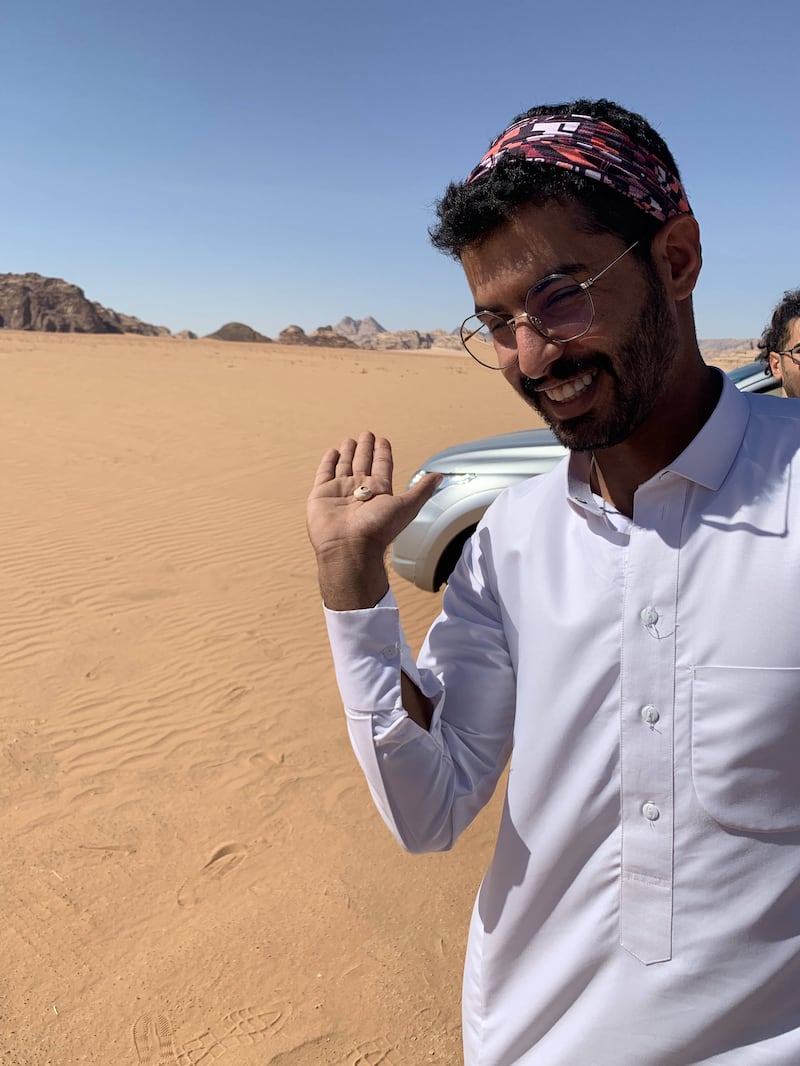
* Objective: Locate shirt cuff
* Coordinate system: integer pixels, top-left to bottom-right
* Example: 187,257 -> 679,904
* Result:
323,588 -> 406,712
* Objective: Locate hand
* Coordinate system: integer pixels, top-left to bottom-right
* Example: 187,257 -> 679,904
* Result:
307,432 -> 441,609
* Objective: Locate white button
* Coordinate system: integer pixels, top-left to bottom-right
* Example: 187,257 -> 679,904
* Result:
642,802 -> 660,821
640,606 -> 659,626
381,644 -> 400,660
641,704 -> 660,725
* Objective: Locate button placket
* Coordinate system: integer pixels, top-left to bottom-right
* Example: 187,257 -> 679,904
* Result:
619,478 -> 685,964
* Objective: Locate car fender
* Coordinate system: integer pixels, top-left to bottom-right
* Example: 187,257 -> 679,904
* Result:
390,476 -> 530,592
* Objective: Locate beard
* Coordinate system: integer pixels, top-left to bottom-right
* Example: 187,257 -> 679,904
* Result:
781,366 -> 800,399
521,267 -> 681,452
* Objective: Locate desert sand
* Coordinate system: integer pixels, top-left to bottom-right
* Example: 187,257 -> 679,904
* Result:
0,331 -> 759,1065
0,331 -> 545,1066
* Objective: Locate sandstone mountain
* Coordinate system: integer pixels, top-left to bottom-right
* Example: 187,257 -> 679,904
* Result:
335,317 -> 462,351
337,316 -> 446,350
335,315 -> 387,346
0,273 -> 171,335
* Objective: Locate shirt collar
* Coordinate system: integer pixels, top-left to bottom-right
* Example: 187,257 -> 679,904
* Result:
664,369 -> 749,490
566,368 -> 750,510
566,450 -> 601,513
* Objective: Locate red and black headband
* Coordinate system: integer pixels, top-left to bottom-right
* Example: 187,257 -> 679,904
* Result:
465,114 -> 691,223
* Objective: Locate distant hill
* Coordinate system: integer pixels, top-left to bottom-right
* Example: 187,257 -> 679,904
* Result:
206,322 -> 272,343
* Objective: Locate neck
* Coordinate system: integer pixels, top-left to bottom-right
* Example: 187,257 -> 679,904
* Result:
590,362 -> 721,517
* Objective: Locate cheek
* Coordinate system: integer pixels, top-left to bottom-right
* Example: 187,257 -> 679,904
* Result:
502,363 -> 527,397
500,362 -> 534,405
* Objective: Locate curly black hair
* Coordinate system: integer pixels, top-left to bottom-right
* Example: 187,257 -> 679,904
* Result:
757,289 -> 800,374
429,98 -> 683,262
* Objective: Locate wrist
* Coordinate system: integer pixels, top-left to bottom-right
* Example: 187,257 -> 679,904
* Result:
316,547 -> 389,611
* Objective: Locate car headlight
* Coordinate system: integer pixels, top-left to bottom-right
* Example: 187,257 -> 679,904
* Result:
407,470 -> 477,494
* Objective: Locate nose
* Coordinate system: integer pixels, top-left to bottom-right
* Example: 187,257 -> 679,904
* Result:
512,317 -> 564,380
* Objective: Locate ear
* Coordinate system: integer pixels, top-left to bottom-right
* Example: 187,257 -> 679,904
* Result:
769,351 -> 783,382
650,214 -> 702,301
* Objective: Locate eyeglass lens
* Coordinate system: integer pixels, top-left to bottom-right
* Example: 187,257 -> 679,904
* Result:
461,277 -> 592,368
527,276 -> 593,340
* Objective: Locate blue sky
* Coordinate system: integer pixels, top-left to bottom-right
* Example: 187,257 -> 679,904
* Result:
1,0 -> 797,340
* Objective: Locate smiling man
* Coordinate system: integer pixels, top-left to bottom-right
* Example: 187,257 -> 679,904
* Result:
758,287 -> 800,398
307,99 -> 800,1065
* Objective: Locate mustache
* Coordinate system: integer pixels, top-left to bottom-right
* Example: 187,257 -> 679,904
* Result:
521,355 -> 613,397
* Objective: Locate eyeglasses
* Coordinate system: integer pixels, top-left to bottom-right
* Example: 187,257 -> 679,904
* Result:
460,240 -> 639,369
776,344 -> 800,368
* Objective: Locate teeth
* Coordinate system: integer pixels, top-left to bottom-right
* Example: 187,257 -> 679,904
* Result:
544,372 -> 595,403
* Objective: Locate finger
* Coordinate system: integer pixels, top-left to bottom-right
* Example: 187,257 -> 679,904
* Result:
352,431 -> 376,478
334,437 -> 357,478
312,447 -> 341,488
371,436 -> 394,485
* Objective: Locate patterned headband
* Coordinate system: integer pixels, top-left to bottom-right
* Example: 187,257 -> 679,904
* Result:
465,114 -> 691,223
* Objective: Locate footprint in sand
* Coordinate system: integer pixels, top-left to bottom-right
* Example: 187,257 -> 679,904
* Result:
133,1013 -> 179,1066
176,842 -> 247,907
176,1003 -> 291,1065
349,1038 -> 402,1066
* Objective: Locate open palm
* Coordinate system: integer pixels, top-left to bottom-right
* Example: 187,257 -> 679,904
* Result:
307,431 -> 440,564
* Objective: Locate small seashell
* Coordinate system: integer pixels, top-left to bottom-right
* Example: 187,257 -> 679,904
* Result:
353,485 -> 374,501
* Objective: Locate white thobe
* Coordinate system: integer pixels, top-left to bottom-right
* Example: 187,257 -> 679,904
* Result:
325,375 -> 800,1064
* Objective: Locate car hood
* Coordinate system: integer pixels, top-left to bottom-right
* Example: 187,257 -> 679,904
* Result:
418,426 -> 567,476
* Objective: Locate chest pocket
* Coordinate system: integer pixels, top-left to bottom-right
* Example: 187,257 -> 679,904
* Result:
692,665 -> 800,832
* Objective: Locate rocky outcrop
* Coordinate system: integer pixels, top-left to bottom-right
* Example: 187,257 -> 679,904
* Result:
331,315 -> 462,351
427,329 -> 464,351
277,324 -> 357,348
0,273 -> 119,333
0,273 -> 172,335
206,322 -> 272,343
367,328 -> 462,351
90,303 -> 171,336
308,326 -> 358,348
277,325 -> 307,345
